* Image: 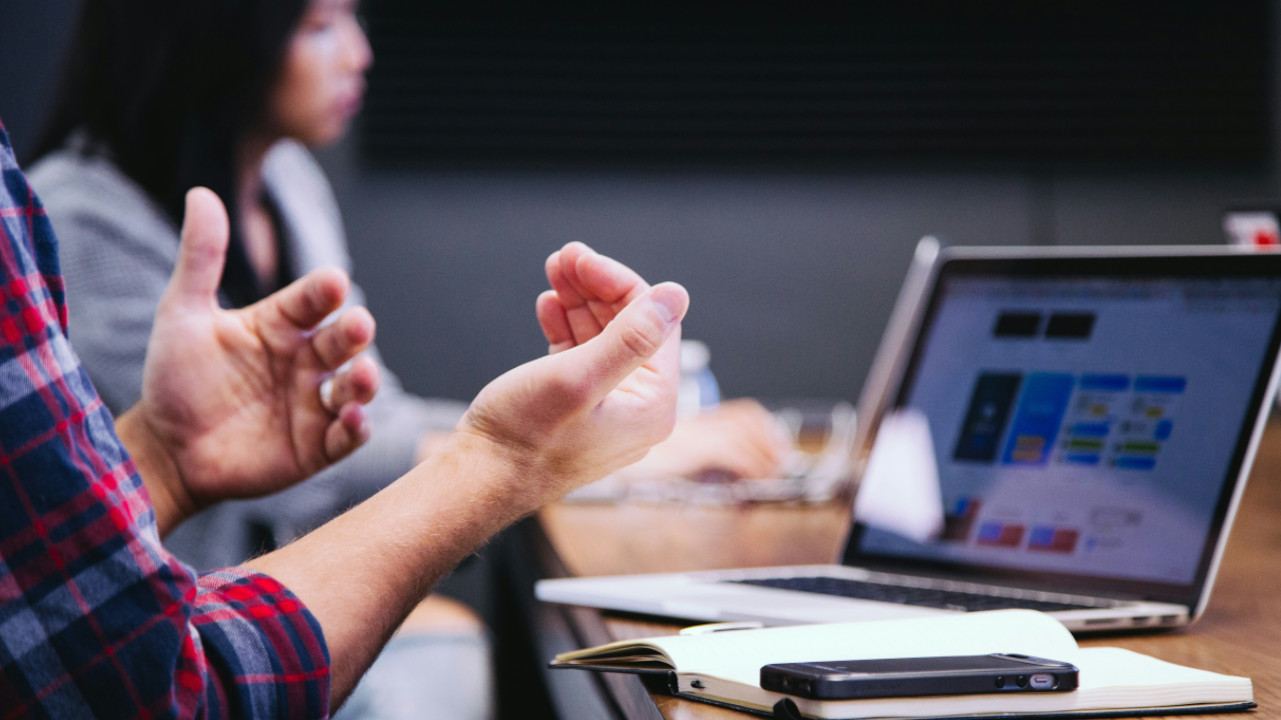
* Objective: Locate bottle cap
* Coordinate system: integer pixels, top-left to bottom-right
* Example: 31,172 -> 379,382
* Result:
680,339 -> 711,373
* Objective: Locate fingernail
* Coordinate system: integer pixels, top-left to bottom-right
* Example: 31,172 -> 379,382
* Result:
649,284 -> 688,325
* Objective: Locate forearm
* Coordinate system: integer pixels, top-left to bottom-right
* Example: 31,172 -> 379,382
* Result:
245,249 -> 685,704
244,431 -> 536,704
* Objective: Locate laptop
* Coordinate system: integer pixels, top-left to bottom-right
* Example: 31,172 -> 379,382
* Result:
536,242 -> 1281,632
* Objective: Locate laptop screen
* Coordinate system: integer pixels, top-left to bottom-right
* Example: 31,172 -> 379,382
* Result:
848,251 -> 1281,605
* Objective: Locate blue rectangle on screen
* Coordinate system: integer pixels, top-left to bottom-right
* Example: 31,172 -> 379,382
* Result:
1134,376 -> 1187,393
1079,374 -> 1129,392
976,522 -> 1004,542
1029,526 -> 1055,546
953,373 -> 1023,463
1071,422 -> 1110,437
1064,453 -> 1101,465
1001,373 -> 1074,466
1116,456 -> 1157,470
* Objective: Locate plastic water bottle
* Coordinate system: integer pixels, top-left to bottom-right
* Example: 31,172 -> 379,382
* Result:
678,339 -> 720,417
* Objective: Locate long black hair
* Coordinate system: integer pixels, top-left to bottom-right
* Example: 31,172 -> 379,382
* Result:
31,0 -> 310,305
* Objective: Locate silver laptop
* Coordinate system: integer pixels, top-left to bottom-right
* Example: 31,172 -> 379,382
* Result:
536,243 -> 1281,632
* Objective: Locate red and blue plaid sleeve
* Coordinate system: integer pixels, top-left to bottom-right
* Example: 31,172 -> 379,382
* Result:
0,121 -> 331,719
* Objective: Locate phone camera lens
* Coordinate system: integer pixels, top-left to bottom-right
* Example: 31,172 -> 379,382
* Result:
994,676 -> 1006,689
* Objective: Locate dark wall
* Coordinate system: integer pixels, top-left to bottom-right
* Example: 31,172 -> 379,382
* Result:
320,154 -> 1045,402
0,0 -> 78,158
318,148 -> 1281,405
4,3 -> 1281,406
361,1 -> 1272,168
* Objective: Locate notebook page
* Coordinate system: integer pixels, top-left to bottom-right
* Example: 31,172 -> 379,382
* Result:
652,610 -> 1078,685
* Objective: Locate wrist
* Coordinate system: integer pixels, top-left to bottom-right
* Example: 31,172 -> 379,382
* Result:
429,429 -> 552,522
115,406 -> 196,537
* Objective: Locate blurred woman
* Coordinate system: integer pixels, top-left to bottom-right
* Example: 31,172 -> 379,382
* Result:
29,0 -> 787,715
31,3 -> 497,718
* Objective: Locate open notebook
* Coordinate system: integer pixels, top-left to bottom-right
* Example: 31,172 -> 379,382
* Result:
538,244 -> 1281,632
550,611 -> 1254,719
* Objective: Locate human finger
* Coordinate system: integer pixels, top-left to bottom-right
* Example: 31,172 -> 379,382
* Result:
544,249 -> 584,309
549,244 -> 609,343
321,356 -> 381,412
562,243 -> 644,332
558,243 -> 651,344
679,401 -> 790,478
310,306 -> 377,370
263,266 -> 351,333
573,249 -> 648,306
324,402 -> 372,462
536,290 -> 576,353
556,282 -> 688,404
702,430 -> 781,477
564,299 -> 607,346
719,401 -> 792,471
726,432 -> 789,478
697,432 -> 785,480
549,242 -> 594,306
164,188 -> 230,310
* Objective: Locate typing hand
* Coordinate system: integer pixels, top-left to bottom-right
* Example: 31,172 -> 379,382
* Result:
456,242 -> 689,505
121,188 -> 379,533
625,398 -> 792,482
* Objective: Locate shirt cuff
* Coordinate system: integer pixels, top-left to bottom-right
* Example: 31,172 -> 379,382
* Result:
192,568 -> 331,719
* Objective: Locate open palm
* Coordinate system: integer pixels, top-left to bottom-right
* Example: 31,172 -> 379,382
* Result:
460,243 -> 688,501
136,189 -> 379,517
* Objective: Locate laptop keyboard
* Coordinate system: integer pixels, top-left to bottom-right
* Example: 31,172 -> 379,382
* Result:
728,576 -> 1112,612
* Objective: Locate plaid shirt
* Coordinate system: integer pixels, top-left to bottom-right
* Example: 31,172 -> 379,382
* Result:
0,122 -> 330,718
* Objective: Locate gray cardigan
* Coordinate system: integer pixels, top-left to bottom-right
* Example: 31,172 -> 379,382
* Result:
29,139 -> 466,569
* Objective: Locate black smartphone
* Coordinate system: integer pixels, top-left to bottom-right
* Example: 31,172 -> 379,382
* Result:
760,653 -> 1079,700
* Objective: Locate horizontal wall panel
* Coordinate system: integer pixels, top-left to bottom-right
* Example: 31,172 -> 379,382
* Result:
361,0 -> 1272,169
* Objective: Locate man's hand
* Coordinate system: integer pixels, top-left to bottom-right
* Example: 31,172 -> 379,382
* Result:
535,241 -> 652,353
246,242 -> 686,699
118,188 -> 380,534
537,244 -> 787,483
456,242 -> 690,508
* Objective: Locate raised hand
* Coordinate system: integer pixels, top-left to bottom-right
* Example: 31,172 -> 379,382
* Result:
244,243 -> 686,699
123,188 -> 380,532
458,242 -> 689,505
535,241 -> 650,353
538,244 -> 788,483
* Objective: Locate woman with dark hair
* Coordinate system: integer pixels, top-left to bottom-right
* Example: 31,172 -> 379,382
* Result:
30,0 -> 788,713
33,0 -> 324,307
30,2 -> 491,718
31,0 -> 479,563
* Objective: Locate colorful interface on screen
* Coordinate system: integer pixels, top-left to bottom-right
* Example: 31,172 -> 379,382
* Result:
858,274 -> 1281,586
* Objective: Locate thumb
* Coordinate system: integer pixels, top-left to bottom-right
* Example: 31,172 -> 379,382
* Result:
163,187 -> 230,310
563,282 -> 689,399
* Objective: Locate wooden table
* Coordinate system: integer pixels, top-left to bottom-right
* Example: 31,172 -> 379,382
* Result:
534,421 -> 1281,719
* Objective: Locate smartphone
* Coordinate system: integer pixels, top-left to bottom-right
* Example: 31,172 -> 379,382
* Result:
760,653 -> 1079,700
